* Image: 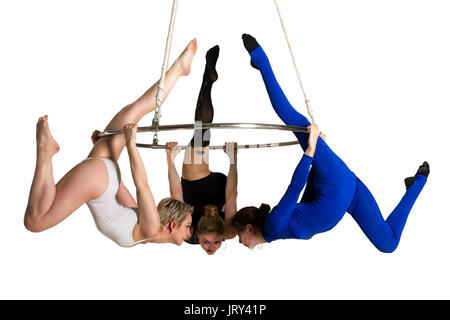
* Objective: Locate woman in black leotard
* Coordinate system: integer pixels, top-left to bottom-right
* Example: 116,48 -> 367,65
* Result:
165,45 -> 238,254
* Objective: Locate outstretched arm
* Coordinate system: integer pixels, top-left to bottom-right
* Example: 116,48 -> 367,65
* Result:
166,142 -> 184,202
124,124 -> 160,238
264,154 -> 312,235
223,142 -> 238,239
264,125 -> 320,236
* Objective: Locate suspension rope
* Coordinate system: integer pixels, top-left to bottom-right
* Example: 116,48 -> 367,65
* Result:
152,0 -> 179,144
273,0 -> 316,126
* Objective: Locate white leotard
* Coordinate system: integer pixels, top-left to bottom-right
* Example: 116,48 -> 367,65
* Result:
85,157 -> 139,247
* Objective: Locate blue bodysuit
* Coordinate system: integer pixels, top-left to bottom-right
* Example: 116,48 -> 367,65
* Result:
249,45 -> 427,253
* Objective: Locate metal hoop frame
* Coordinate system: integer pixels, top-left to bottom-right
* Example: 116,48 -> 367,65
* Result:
97,122 -> 309,150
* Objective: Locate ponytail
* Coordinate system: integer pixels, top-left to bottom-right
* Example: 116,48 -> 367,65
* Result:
197,205 -> 225,236
231,203 -> 271,232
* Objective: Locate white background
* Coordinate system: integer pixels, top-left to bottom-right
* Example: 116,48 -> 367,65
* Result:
0,0 -> 449,299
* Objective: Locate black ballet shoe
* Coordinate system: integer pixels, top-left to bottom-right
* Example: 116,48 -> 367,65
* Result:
242,33 -> 260,69
204,45 -> 220,83
404,177 -> 415,190
405,161 -> 430,190
416,161 -> 430,178
242,34 -> 259,53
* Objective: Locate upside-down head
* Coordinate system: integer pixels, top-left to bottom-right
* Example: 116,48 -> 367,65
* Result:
231,204 -> 271,249
196,205 -> 225,255
158,197 -> 194,245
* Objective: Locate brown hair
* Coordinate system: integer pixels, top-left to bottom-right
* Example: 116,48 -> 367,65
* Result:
231,204 -> 271,232
196,205 -> 225,236
157,197 -> 194,227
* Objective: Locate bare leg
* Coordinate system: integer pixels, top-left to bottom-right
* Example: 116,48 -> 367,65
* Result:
24,40 -> 198,232
24,116 -> 107,232
25,115 -> 59,222
89,39 -> 198,162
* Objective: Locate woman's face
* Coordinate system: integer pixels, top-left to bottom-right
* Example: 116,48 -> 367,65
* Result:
197,232 -> 223,255
238,224 -> 256,249
172,214 -> 193,245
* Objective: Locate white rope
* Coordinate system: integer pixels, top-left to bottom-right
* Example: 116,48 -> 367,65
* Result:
152,0 -> 179,143
273,0 -> 316,126
154,0 -> 179,123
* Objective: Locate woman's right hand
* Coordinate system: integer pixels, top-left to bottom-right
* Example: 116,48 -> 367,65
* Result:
166,141 -> 181,162
305,124 -> 321,157
123,123 -> 137,147
91,130 -> 101,145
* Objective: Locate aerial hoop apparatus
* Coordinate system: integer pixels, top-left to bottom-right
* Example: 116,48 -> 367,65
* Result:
98,122 -> 309,150
97,0 -> 315,150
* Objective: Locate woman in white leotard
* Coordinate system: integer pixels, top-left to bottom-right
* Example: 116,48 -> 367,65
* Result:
24,39 -> 198,247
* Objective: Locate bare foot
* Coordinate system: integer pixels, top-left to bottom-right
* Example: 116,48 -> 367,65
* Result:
175,38 -> 198,76
36,115 -> 60,159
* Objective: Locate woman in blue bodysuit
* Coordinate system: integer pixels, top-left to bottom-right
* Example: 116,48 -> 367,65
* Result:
231,34 -> 429,253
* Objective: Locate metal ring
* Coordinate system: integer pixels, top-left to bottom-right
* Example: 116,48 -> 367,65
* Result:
136,140 -> 300,150
97,122 -> 308,150
98,123 -> 309,137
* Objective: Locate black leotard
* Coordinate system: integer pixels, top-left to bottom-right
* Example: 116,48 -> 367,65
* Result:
181,172 -> 227,244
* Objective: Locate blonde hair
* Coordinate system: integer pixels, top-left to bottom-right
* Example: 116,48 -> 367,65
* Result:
197,205 -> 224,236
157,198 -> 193,227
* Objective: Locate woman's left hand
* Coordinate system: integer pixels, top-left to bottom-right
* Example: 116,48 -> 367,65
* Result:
223,142 -> 238,163
123,123 -> 137,147
305,125 -> 321,157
